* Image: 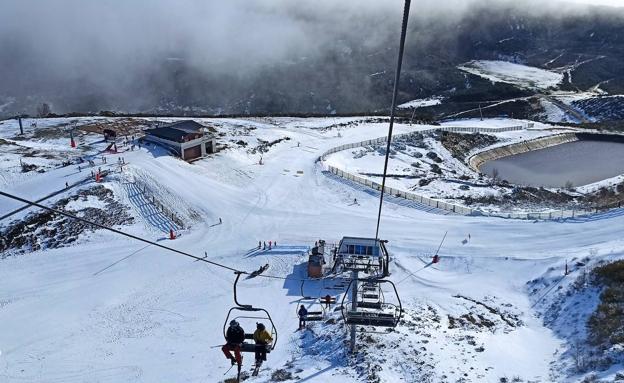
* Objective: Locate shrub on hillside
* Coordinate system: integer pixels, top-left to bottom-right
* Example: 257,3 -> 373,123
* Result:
587,260 -> 624,347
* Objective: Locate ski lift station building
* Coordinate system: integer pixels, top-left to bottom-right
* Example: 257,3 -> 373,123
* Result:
144,120 -> 216,161
337,237 -> 389,274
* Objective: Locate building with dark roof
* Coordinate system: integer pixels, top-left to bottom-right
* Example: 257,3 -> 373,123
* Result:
144,120 -> 216,161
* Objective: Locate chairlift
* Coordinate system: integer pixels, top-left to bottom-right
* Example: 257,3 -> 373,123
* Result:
341,278 -> 402,328
223,272 -> 278,354
357,281 -> 384,310
296,279 -> 326,322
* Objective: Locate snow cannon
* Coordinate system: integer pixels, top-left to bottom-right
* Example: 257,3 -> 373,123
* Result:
95,172 -> 101,183
169,229 -> 176,240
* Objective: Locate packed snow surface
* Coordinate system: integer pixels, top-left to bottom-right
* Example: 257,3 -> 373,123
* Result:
0,116 -> 622,382
459,60 -> 564,90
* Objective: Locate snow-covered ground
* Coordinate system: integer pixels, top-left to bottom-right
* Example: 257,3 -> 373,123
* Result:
397,97 -> 443,109
459,60 -> 564,90
0,116 -> 622,382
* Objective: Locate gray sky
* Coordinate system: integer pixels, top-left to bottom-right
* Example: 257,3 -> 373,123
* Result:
0,0 -> 622,115
568,0 -> 623,6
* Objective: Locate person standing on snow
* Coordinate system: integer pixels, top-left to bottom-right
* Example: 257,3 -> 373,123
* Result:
253,322 -> 273,365
222,320 -> 245,366
323,294 -> 332,309
298,305 -> 308,330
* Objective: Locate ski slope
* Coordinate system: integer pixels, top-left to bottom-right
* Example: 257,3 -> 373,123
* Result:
0,117 -> 623,382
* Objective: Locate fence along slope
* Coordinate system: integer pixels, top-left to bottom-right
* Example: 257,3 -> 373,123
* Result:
319,125 -> 599,220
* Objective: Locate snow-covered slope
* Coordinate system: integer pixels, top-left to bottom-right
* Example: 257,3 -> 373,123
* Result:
459,60 -> 564,90
0,117 -> 623,382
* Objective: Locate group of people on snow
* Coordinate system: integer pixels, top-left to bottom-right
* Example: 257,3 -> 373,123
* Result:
258,240 -> 277,250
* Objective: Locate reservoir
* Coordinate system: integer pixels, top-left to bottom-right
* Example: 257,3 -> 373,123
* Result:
479,140 -> 624,188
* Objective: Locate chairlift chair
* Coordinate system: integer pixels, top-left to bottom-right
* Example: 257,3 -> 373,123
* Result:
341,278 -> 402,328
356,282 -> 384,310
223,272 -> 277,354
296,280 -> 325,322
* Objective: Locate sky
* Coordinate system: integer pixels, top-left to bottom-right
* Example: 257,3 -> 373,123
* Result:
0,0 -> 622,116
568,0 -> 624,6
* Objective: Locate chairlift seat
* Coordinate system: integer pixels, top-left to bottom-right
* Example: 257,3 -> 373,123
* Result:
240,342 -> 272,353
304,310 -> 323,321
356,301 -> 383,309
345,310 -> 398,327
304,315 -> 324,321
362,294 -> 379,300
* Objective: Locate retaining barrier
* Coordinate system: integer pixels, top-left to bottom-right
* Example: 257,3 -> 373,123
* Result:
467,133 -> 578,171
320,125 -> 600,220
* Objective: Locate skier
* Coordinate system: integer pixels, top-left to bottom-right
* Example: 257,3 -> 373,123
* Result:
253,322 -> 273,366
268,240 -> 272,250
258,241 -> 262,249
353,198 -> 358,205
219,217 -> 222,224
298,305 -> 308,330
65,182 -> 69,188
263,241 -> 266,250
222,320 -> 245,367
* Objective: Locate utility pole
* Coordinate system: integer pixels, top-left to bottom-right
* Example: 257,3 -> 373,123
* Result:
479,104 -> 484,121
350,270 -> 358,354
17,116 -> 23,135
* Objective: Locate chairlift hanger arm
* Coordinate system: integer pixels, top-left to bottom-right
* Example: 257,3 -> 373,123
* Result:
233,271 -> 252,309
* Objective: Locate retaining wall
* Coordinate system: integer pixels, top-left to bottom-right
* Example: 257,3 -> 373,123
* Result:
467,133 -> 579,171
320,125 -> 601,220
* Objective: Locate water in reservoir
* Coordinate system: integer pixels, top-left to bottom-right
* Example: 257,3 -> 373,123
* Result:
479,140 -> 624,188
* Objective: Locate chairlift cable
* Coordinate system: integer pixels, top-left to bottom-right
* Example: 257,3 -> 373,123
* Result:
0,190 -> 338,283
374,0 -> 412,241
0,190 -> 240,273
